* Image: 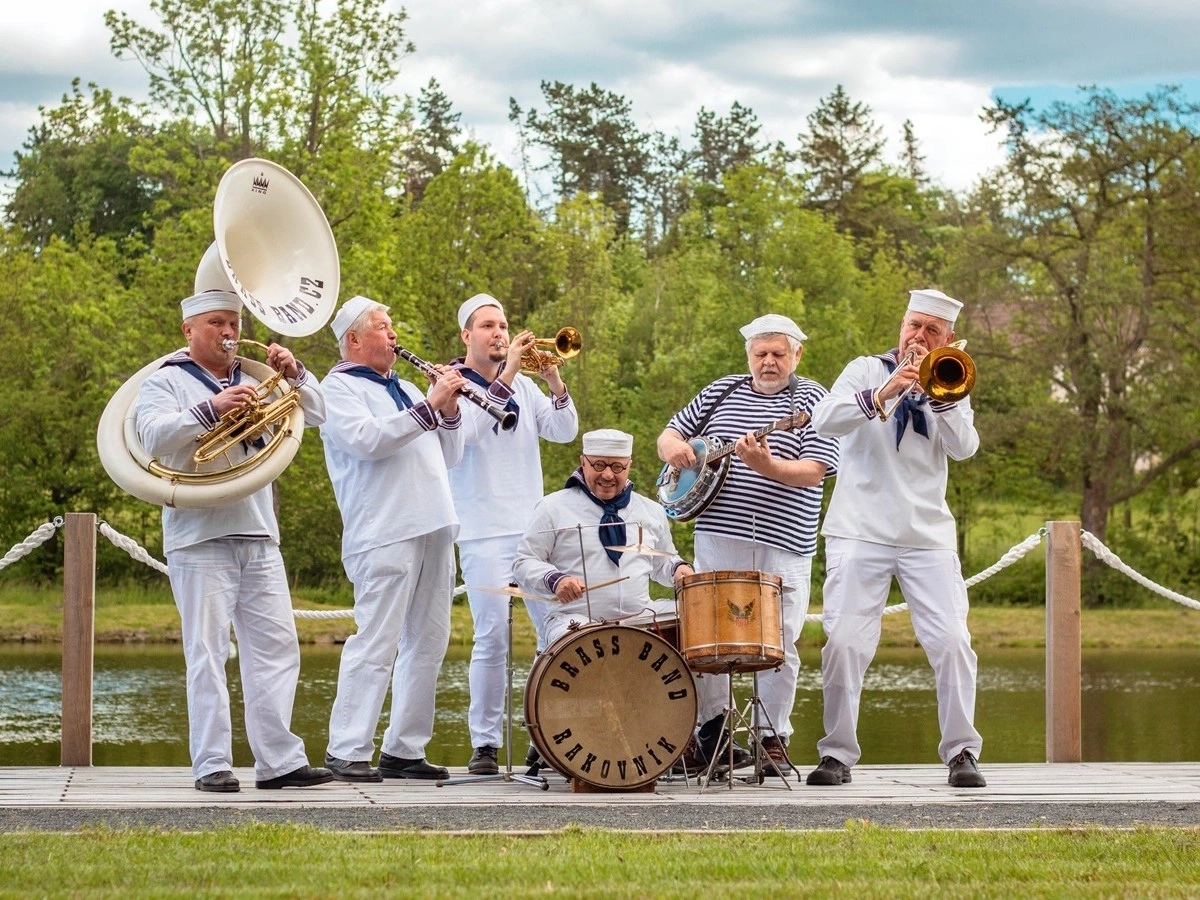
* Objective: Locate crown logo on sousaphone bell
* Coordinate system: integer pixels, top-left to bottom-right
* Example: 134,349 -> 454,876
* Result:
251,173 -> 269,194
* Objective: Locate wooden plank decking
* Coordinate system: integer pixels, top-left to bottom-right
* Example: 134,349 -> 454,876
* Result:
2,764 -> 1199,830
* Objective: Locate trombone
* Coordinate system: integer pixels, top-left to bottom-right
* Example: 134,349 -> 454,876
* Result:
520,326 -> 582,374
878,340 -> 975,421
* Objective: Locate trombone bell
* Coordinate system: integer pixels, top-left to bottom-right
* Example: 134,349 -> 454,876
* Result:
879,340 -> 975,420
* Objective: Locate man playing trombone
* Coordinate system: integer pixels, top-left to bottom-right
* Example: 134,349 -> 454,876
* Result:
806,288 -> 986,789
446,293 -> 578,777
134,288 -> 331,793
320,295 -> 467,783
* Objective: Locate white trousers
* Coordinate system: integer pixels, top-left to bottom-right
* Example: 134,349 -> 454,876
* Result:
817,537 -> 983,766
166,539 -> 308,781
692,534 -> 812,738
459,534 -> 553,749
327,526 -> 455,762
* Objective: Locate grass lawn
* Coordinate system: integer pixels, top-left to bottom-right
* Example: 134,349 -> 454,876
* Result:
1,825 -> 1197,897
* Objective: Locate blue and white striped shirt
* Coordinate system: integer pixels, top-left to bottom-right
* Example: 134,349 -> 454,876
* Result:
666,375 -> 839,556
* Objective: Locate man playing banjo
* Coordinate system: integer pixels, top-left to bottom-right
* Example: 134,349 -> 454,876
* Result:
656,314 -> 839,775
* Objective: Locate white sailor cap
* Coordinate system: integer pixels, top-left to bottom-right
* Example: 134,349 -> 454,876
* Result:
181,289 -> 242,320
582,428 -> 633,457
330,295 -> 381,341
907,289 -> 963,324
458,293 -> 505,330
739,313 -> 807,343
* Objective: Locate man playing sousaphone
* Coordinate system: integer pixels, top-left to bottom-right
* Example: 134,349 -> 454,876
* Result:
656,314 -> 839,775
134,288 -> 332,793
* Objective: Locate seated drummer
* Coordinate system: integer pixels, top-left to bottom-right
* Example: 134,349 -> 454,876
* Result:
513,428 -> 733,772
513,428 -> 689,645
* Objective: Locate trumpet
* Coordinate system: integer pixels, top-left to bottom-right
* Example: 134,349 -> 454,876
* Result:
393,344 -> 518,431
878,339 -> 976,421
520,326 -> 582,374
194,340 -> 300,464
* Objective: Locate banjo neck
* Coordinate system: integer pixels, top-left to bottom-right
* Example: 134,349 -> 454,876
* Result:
700,411 -> 810,464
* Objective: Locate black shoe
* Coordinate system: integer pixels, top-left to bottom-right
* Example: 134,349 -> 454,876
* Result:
325,755 -> 382,783
696,716 -> 753,771
255,764 -> 334,790
195,770 -> 240,793
948,749 -> 987,787
378,753 -> 448,780
806,756 -> 852,785
761,735 -> 797,777
468,746 -> 500,775
524,745 -> 540,768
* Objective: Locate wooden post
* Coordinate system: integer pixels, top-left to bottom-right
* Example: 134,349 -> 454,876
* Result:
61,512 -> 96,767
1045,520 -> 1082,762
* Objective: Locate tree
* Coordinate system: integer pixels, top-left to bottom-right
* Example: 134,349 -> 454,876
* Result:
969,86 -> 1200,575
4,81 -> 160,251
692,102 -> 766,185
900,119 -> 927,186
405,78 -> 463,204
797,84 -> 886,227
509,81 -> 651,234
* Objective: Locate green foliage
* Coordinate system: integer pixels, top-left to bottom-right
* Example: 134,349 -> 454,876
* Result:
5,11 -> 1200,610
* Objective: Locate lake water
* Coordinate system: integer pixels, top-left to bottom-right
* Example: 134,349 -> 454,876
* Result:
2,644 -> 1198,769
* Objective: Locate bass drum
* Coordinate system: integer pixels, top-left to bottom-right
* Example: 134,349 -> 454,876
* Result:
525,624 -> 697,790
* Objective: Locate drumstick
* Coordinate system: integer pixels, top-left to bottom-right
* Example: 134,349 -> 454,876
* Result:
582,575 -> 629,593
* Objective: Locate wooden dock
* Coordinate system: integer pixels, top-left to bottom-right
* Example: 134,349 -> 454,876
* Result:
3,764 -> 1199,831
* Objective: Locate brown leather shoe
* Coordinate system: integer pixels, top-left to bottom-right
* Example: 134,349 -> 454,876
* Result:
760,735 -> 797,777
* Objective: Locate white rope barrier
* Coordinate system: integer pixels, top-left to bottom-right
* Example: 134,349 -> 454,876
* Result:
1081,529 -> 1200,612
803,529 -> 1048,624
97,521 -> 170,576
0,518 -> 62,571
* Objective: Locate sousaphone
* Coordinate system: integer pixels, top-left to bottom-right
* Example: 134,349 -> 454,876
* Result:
97,158 -> 340,508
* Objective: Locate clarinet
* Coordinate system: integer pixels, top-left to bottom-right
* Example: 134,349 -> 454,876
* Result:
392,345 -> 518,432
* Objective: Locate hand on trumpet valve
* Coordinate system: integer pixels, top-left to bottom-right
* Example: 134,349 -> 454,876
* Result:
427,364 -> 467,417
506,331 -> 537,371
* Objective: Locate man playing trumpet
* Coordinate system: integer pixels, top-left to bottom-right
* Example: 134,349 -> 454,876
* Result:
446,293 -> 578,776
134,288 -> 331,793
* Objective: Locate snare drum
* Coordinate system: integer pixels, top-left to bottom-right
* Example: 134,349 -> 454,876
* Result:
676,569 -> 785,673
524,623 -> 697,789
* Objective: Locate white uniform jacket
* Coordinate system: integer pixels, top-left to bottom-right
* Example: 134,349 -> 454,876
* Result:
513,481 -> 685,624
134,350 -> 326,553
812,351 -> 979,550
446,370 -> 578,542
320,367 -> 464,559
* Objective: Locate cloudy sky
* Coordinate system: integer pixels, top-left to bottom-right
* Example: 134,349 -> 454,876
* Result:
3,0 -> 1200,193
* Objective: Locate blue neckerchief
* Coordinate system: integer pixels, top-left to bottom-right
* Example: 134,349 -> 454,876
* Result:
160,354 -> 266,450
879,350 -> 928,449
565,468 -> 632,566
339,365 -> 414,411
453,361 -> 520,434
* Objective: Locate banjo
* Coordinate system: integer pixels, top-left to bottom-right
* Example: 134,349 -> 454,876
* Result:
655,411 -> 810,521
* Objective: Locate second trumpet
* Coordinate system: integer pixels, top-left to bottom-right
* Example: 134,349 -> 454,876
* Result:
393,344 -> 518,432
520,326 -> 582,374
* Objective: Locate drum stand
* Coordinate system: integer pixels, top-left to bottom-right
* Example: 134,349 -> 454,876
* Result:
699,666 -> 795,791
439,597 -> 549,791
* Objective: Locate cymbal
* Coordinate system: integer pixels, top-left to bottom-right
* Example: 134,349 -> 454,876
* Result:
476,585 -> 554,601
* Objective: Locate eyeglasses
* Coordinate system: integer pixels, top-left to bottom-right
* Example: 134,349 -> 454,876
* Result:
583,455 -> 629,474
